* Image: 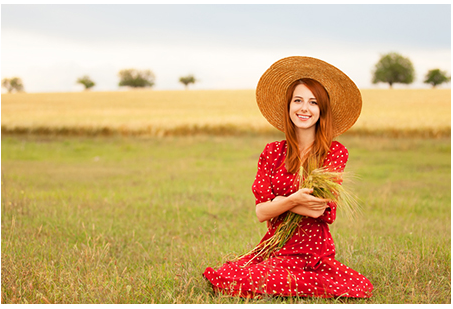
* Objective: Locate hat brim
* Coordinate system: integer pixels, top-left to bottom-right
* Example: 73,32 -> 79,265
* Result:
256,56 -> 362,137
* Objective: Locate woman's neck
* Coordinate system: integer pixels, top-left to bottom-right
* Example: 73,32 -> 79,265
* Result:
295,129 -> 315,157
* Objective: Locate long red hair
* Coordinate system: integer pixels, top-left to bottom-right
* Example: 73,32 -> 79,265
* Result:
283,78 -> 334,174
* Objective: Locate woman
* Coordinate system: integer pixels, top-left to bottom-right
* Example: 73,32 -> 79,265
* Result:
203,56 -> 373,298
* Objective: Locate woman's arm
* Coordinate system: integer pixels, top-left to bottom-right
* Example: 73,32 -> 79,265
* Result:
289,204 -> 327,219
256,188 -> 329,222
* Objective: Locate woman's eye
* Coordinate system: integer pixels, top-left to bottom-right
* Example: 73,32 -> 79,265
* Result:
310,101 -> 318,105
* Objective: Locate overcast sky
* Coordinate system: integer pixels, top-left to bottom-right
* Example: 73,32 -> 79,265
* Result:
2,4 -> 451,93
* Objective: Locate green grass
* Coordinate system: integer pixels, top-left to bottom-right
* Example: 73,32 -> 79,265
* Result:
1,134 -> 450,303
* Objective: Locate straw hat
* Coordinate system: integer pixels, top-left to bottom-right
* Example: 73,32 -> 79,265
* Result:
256,56 -> 362,137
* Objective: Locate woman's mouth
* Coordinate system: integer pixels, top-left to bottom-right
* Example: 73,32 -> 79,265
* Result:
297,114 -> 311,120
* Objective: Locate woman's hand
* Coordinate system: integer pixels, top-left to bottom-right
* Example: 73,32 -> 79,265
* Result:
257,189 -> 330,224
288,188 -> 330,218
290,188 -> 329,211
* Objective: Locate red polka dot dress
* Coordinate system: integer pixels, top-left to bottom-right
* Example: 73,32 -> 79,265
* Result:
203,140 -> 373,298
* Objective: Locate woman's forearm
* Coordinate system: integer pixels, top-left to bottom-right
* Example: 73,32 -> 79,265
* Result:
255,195 -> 296,223
256,189 -> 329,222
289,205 -> 325,219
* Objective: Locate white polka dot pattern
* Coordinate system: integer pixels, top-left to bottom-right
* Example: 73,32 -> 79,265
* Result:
203,140 -> 373,299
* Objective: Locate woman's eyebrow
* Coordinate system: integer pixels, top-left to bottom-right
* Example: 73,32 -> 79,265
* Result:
293,95 -> 317,100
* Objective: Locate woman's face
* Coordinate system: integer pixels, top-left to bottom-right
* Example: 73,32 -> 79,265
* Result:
289,84 -> 320,134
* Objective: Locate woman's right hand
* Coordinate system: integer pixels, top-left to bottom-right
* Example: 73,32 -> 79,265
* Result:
289,188 -> 330,211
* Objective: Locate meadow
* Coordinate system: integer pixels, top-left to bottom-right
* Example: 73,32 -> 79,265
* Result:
1,89 -> 451,304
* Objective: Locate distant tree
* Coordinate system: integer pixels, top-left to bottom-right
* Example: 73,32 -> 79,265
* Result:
179,75 -> 197,90
77,75 -> 95,90
2,77 -> 24,93
118,69 -> 155,88
424,69 -> 450,88
372,52 -> 415,88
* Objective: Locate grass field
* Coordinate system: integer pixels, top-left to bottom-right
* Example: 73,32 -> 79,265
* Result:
1,88 -> 451,303
1,88 -> 451,137
1,134 -> 451,304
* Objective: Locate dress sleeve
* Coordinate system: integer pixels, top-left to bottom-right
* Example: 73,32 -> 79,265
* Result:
318,142 -> 349,224
252,143 -> 276,205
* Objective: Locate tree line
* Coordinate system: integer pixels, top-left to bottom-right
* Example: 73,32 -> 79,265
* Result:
372,52 -> 450,89
76,71 -> 196,91
2,52 -> 450,93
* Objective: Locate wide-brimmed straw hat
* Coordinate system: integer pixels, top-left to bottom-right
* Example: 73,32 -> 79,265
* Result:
256,56 -> 362,137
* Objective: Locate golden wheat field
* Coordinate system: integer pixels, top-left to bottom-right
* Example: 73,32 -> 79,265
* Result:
1,88 -> 450,136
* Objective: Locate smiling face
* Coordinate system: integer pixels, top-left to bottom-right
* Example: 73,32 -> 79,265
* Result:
289,83 -> 320,136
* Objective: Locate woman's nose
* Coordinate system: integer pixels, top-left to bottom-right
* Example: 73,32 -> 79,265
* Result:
300,102 -> 308,111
